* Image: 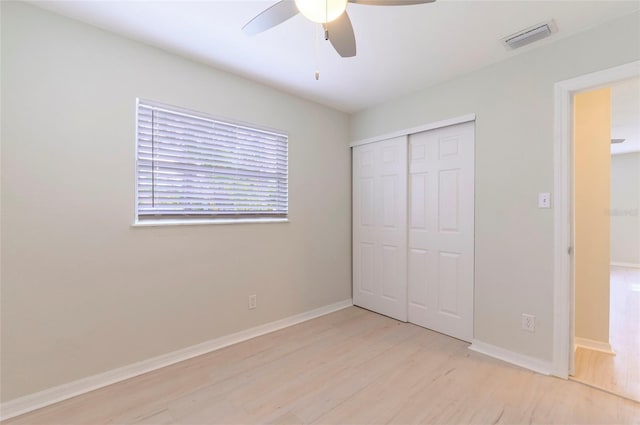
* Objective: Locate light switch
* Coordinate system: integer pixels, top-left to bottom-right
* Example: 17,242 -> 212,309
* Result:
538,192 -> 551,209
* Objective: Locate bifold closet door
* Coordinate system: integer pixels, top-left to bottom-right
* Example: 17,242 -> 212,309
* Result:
353,136 -> 407,321
407,121 -> 474,342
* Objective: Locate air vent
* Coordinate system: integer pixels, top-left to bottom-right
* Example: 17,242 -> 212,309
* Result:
611,139 -> 626,144
502,20 -> 557,50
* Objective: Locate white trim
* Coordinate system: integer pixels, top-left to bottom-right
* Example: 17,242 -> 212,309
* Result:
553,72 -> 573,379
610,262 -> 640,269
134,98 -> 140,224
469,340 -> 552,376
0,299 -> 353,421
132,218 -> 289,227
553,60 -> 640,380
349,113 -> 476,148
574,337 -> 616,355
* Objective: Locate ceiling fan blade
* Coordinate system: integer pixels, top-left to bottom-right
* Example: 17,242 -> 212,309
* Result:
348,0 -> 435,5
242,1 -> 299,36
325,11 -> 356,58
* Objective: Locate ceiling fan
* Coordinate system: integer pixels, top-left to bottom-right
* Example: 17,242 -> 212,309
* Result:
242,0 -> 436,58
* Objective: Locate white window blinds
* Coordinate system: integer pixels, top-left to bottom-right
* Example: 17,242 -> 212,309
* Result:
136,100 -> 288,222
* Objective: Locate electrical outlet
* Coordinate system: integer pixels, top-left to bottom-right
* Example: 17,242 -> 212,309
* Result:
248,294 -> 257,310
522,314 -> 536,332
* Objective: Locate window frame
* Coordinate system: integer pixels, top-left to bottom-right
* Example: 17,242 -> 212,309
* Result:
133,99 -> 289,227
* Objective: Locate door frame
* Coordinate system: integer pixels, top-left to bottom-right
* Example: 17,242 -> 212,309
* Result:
552,60 -> 640,378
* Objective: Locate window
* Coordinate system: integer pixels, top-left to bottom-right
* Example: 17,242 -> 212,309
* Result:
135,99 -> 288,224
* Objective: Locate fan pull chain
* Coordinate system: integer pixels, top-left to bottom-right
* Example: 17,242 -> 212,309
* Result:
315,24 -> 320,80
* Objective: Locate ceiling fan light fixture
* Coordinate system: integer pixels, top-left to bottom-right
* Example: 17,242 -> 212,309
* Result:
294,0 -> 348,24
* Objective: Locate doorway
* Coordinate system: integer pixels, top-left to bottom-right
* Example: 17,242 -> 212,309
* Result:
552,61 -> 640,400
570,78 -> 640,401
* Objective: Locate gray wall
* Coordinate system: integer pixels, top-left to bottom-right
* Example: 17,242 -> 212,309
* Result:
1,1 -> 351,401
611,152 -> 640,265
350,11 -> 640,362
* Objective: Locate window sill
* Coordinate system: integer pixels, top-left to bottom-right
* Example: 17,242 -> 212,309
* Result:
132,218 -> 289,227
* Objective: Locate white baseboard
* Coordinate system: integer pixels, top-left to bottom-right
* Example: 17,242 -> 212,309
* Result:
574,337 -> 615,355
0,298 -> 353,421
610,262 -> 640,269
469,340 -> 552,376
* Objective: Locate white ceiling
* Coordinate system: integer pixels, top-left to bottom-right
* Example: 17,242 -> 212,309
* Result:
30,0 -> 640,113
611,77 -> 640,155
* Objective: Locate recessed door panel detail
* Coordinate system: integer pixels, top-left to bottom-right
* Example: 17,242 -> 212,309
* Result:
361,150 -> 374,168
411,143 -> 426,161
438,252 -> 461,317
410,173 -> 427,230
439,136 -> 460,159
360,179 -> 374,226
439,169 -> 460,233
382,147 -> 396,164
408,248 -> 430,308
382,175 -> 397,228
360,243 -> 375,294
382,246 -> 399,300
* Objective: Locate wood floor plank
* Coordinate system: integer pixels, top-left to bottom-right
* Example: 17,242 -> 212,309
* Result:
129,409 -> 173,425
3,306 -> 639,425
572,266 -> 640,402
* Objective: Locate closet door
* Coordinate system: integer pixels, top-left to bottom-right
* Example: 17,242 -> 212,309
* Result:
407,122 -> 474,341
353,136 -> 407,321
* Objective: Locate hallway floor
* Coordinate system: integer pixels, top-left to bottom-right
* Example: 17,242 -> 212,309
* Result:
572,266 -> 640,401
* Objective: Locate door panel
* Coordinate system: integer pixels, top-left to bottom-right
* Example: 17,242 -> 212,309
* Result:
410,173 -> 427,229
438,251 -> 461,317
359,242 -> 375,294
382,245 -> 400,300
408,248 -> 430,308
353,137 -> 407,321
382,175 -> 397,227
408,122 -> 474,341
360,178 -> 374,226
438,169 -> 460,232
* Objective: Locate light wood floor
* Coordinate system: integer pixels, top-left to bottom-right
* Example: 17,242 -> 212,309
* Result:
4,307 -> 639,425
572,266 -> 640,402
